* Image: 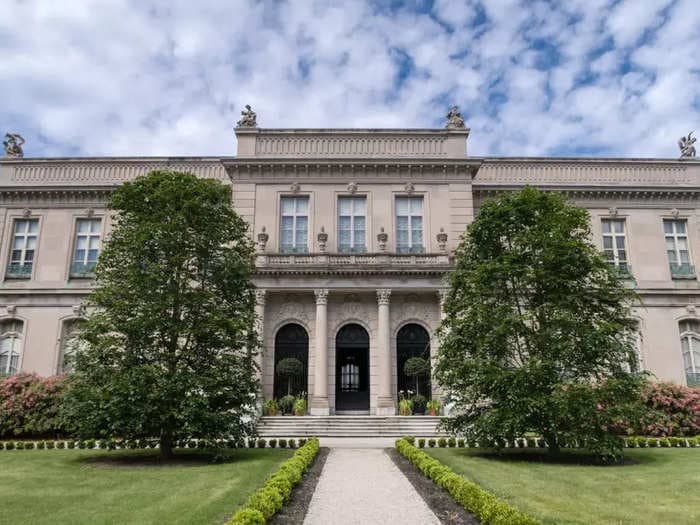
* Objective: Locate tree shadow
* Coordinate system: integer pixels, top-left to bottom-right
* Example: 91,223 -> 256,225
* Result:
76,448 -> 276,468
463,449 -> 641,467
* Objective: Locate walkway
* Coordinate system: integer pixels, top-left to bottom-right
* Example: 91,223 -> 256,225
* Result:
303,448 -> 440,525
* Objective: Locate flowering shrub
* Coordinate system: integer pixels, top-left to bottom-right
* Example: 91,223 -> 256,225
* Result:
0,374 -> 66,438
634,382 -> 700,437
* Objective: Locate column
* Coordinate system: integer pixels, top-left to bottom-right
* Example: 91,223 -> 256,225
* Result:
310,288 -> 330,415
438,288 -> 448,321
434,288 -> 448,401
376,288 -> 395,415
253,289 -> 266,412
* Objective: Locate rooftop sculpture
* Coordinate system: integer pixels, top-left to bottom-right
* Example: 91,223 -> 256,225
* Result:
3,133 -> 25,158
679,132 -> 696,159
445,105 -> 466,129
236,104 -> 257,128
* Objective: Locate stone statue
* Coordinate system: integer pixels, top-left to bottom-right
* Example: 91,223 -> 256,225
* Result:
445,105 -> 466,129
236,104 -> 257,128
679,132 -> 696,159
3,133 -> 25,158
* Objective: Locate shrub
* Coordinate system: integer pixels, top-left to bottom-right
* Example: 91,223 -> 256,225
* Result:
438,437 -> 448,448
293,397 -> 307,416
395,438 -> 539,525
635,382 -> 700,437
279,439 -> 287,448
264,399 -> 279,416
248,438 -> 256,449
428,438 -> 436,448
228,508 -> 265,525
4,441 -> 14,450
404,436 -> 416,446
15,441 -> 24,450
398,398 -> 413,416
278,395 -> 296,415
56,441 -> 65,449
257,439 -> 267,449
37,441 -> 46,449
457,438 -> 466,448
46,440 -> 55,449
78,440 -> 87,449
412,394 -> 427,414
0,373 -> 66,439
659,438 -> 671,448
288,439 -> 296,449
648,438 -> 658,448
269,439 -> 277,448
418,438 -> 426,448
426,399 -> 440,415
298,438 -> 307,447
67,441 -> 75,449
447,437 -> 457,448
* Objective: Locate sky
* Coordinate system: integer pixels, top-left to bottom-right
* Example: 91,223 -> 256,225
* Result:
1,0 -> 699,159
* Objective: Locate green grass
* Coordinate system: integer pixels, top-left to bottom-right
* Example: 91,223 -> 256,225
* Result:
427,448 -> 700,525
0,448 -> 294,525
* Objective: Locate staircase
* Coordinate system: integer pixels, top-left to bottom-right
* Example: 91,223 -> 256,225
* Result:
257,415 -> 446,438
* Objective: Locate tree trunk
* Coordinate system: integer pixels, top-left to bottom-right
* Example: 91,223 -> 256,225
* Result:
160,430 -> 174,459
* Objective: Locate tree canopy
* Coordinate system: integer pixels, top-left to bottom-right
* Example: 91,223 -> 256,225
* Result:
62,170 -> 258,457
435,187 -> 646,458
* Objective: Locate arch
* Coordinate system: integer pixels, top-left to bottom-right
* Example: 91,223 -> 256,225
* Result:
273,323 -> 309,399
396,323 -> 431,400
679,318 -> 700,386
0,318 -> 25,376
57,318 -> 86,374
335,323 -> 370,411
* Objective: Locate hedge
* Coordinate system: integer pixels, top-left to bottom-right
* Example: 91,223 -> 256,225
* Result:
228,437 -> 320,524
396,437 -> 540,525
0,437 -> 312,451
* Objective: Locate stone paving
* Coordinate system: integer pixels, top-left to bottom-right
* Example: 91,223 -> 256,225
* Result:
303,448 -> 441,525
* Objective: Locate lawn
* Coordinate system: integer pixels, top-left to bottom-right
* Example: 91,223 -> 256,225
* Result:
427,448 -> 700,525
0,448 -> 294,525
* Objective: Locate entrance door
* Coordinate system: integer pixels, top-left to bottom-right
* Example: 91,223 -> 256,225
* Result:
335,324 -> 370,411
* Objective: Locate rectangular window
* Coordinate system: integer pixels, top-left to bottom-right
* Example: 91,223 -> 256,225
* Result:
279,196 -> 309,253
338,196 -> 366,253
6,218 -> 38,279
664,219 -> 695,278
71,218 -> 102,277
602,219 -> 629,273
396,196 -> 424,253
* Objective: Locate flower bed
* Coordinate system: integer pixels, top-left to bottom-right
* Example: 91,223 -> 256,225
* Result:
228,437 -> 320,524
396,437 -> 539,525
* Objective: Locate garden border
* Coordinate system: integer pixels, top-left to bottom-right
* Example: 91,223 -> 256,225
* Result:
0,437 -> 312,451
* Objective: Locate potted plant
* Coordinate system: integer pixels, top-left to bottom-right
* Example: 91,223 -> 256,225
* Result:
412,393 -> 427,415
398,397 -> 413,416
426,399 -> 440,416
264,399 -> 279,416
404,356 -> 430,395
279,394 -> 296,415
293,394 -> 307,416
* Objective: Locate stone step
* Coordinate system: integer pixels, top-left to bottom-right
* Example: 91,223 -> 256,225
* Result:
257,415 -> 447,437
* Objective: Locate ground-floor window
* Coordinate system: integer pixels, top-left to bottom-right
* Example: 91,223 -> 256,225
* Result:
680,319 -> 700,386
273,323 -> 309,398
0,319 -> 24,376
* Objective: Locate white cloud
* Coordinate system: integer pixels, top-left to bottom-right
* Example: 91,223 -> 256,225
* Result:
0,0 -> 698,158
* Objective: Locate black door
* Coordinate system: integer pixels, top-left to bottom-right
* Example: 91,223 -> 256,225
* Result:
335,324 -> 370,411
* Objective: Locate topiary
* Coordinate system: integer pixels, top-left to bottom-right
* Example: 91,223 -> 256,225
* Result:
278,395 -> 296,415
257,438 -> 267,449
269,439 -> 277,448
288,439 -> 296,449
229,508 -> 265,525
447,437 -> 457,448
457,438 -> 466,448
404,357 -> 430,396
279,439 -> 287,448
275,358 -> 304,396
438,437 -> 448,448
428,438 -> 436,448
418,438 -> 426,448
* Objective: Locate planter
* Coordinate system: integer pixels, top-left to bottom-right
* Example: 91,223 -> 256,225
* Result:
427,409 -> 438,416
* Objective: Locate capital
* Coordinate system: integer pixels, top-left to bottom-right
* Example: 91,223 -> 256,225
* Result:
314,289 -> 329,305
376,288 -> 391,305
254,289 -> 267,306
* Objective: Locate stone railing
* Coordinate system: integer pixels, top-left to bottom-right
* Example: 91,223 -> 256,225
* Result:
256,252 -> 451,270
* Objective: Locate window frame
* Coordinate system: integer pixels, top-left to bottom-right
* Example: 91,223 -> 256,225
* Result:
663,218 -> 694,278
601,217 -> 630,273
56,318 -> 85,374
5,216 -> 41,280
394,195 -> 425,254
278,195 -> 310,254
679,319 -> 700,386
0,318 -> 25,376
337,195 -> 367,253
69,216 -> 104,278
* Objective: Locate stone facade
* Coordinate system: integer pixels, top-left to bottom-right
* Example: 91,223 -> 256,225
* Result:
1,125 -> 699,414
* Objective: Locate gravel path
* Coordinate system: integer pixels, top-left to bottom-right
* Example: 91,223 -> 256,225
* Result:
303,448 -> 441,525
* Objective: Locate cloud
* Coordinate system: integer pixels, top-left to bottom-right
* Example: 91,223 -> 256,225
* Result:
0,0 -> 698,158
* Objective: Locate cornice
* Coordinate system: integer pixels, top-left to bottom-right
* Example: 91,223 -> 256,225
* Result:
0,187 -> 113,205
474,186 -> 700,203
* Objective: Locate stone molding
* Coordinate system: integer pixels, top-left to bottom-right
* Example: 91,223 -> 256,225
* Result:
0,188 -> 113,205
377,288 -> 392,305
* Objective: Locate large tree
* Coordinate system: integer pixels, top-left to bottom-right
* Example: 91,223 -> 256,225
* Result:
436,187 -> 646,458
62,171 -> 258,457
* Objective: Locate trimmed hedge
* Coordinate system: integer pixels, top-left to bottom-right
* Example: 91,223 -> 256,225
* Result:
228,437 -> 320,525
0,437 -> 318,451
396,437 -> 540,525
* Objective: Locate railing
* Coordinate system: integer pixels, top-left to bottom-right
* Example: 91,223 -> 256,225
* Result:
257,252 -> 450,268
70,262 -> 97,278
5,263 -> 32,279
687,372 -> 700,387
670,263 -> 696,279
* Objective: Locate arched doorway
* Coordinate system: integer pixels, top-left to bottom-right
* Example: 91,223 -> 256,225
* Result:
274,323 -> 309,399
396,323 -> 431,398
335,323 -> 370,412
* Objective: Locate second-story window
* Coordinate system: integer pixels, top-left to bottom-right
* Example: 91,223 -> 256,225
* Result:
280,196 -> 308,253
338,196 -> 366,253
602,219 -> 629,273
396,196 -> 424,253
7,218 -> 39,279
664,219 -> 694,278
71,218 -> 102,278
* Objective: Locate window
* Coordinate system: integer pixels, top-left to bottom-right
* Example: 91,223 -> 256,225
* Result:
602,219 -> 629,273
71,218 -> 102,277
58,319 -> 85,374
7,218 -> 38,278
664,219 -> 694,278
396,196 -> 424,253
279,196 -> 308,253
338,197 -> 366,253
680,320 -> 700,386
340,362 -> 360,392
0,320 -> 23,376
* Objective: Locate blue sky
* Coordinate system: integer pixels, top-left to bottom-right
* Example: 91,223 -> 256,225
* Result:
1,0 -> 698,158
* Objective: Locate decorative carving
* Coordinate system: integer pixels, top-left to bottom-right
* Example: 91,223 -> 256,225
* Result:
376,288 -> 391,305
686,304 -> 696,314
3,133 -> 25,158
679,132 -> 696,159
290,182 -> 301,193
236,104 -> 257,128
72,304 -> 85,317
257,226 -> 269,252
445,105 -> 466,130
347,182 -> 358,194
22,208 -> 31,217
5,305 -> 16,315
314,289 -> 329,305
377,227 -> 388,252
436,228 -> 448,253
277,294 -> 311,325
404,182 -> 415,195
608,207 -> 618,217
670,208 -> 681,219
86,208 -> 95,217
343,294 -> 362,317
254,289 -> 267,306
317,227 -> 328,252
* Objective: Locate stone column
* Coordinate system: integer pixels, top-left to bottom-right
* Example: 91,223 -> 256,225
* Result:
434,288 -> 449,401
438,288 -> 448,321
376,288 -> 395,415
310,289 -> 330,415
254,289 -> 266,413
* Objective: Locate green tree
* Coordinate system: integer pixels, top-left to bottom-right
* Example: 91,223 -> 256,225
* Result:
403,357 -> 429,396
275,357 -> 303,396
61,171 -> 258,458
436,187 -> 646,458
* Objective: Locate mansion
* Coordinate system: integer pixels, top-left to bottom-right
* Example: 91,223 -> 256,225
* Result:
1,109 -> 699,416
